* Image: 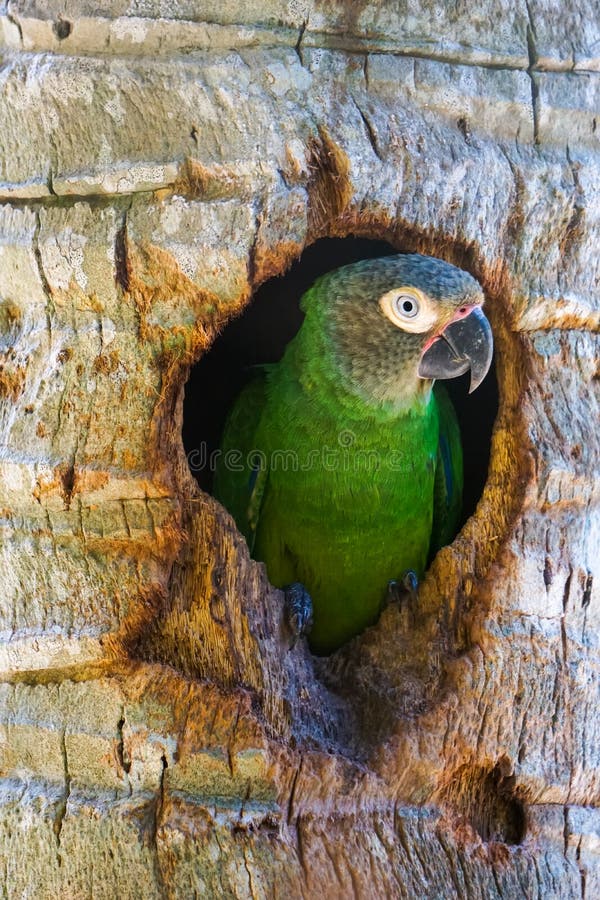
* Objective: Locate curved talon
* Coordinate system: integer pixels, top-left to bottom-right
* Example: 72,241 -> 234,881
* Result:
386,579 -> 401,606
402,569 -> 419,598
386,569 -> 419,607
284,582 -> 313,648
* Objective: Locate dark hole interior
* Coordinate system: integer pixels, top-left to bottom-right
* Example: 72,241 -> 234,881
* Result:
183,237 -> 498,528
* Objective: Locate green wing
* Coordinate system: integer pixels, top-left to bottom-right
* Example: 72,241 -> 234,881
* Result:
429,383 -> 464,557
213,376 -> 269,552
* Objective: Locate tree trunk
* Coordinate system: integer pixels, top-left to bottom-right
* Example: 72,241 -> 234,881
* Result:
0,1 -> 599,896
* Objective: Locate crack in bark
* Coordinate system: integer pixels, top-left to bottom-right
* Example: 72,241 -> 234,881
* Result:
581,571 -> 593,609
561,569 -> 576,804
53,728 -> 72,862
525,0 -> 540,145
59,462 -> 76,510
351,96 -> 383,162
116,711 -> 132,778
294,18 -> 308,67
287,755 -> 303,826
33,209 -> 55,343
563,804 -> 570,855
576,833 -> 587,899
148,753 -> 168,898
114,207 -> 131,293
152,754 -> 168,843
0,186 -> 171,210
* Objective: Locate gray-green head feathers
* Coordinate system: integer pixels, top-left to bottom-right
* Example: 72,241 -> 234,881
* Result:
298,253 -> 490,409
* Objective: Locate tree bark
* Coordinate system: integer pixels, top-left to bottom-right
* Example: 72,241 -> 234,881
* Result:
0,1 -> 599,896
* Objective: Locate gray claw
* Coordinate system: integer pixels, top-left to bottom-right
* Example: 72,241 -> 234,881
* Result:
402,569 -> 419,598
284,582 -> 313,648
386,569 -> 419,608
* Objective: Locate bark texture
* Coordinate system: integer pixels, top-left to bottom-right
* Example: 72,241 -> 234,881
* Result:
0,1 -> 599,896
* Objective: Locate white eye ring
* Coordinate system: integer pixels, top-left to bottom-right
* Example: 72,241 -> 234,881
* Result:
394,294 -> 419,318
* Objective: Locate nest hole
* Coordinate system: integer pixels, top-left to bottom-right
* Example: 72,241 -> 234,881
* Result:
170,235 -> 504,747
439,760 -> 527,845
53,18 -> 72,40
183,236 -> 498,529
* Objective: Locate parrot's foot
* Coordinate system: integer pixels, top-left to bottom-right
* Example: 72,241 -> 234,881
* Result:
386,570 -> 419,610
283,582 -> 313,648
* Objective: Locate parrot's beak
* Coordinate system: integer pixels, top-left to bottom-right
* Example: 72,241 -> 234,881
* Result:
417,306 -> 493,393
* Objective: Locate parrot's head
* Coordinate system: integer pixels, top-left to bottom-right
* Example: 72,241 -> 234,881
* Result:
308,253 -> 493,408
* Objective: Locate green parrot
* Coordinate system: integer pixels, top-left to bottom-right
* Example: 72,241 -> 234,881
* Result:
213,254 -> 493,655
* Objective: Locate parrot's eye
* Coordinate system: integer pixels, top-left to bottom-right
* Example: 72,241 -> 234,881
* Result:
379,286 -> 437,333
395,295 -> 419,318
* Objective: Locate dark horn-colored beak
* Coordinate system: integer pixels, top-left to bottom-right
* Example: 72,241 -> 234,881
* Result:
417,306 -> 493,393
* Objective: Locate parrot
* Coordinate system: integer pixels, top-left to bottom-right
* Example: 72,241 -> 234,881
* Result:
213,254 -> 493,655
